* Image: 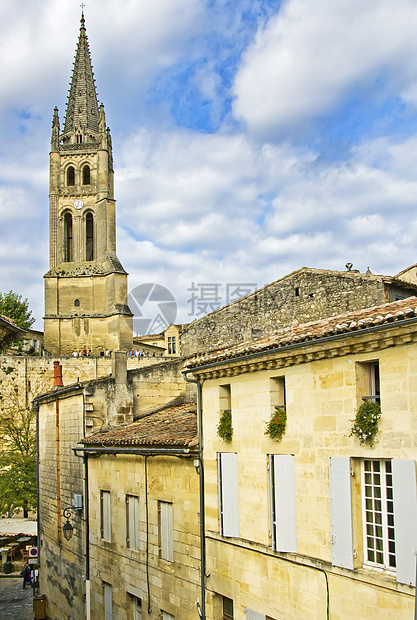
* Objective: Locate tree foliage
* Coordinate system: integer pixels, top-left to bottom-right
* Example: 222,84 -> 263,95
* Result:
0,391 -> 37,518
0,290 -> 35,332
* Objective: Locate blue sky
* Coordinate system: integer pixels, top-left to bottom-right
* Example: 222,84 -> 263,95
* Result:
1,0 -> 417,331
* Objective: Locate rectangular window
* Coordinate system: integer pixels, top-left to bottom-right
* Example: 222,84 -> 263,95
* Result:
159,501 -> 173,562
219,384 -> 231,412
218,453 -> 239,537
103,582 -> 112,620
100,491 -> 111,541
223,597 -> 233,619
246,611 -> 266,620
363,459 -> 395,569
356,361 -> 380,405
269,455 -> 297,553
270,376 -> 286,410
329,457 -> 417,585
126,495 -> 139,550
162,612 -> 174,620
132,596 -> 142,620
168,337 -> 176,354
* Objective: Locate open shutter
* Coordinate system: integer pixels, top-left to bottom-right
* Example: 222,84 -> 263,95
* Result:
329,457 -> 354,570
271,455 -> 297,553
218,453 -> 239,537
246,610 -> 266,620
392,459 -> 417,586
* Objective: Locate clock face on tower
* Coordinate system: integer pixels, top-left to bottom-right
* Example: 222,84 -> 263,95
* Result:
73,199 -> 84,209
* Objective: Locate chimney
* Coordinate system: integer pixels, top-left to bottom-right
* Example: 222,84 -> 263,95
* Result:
53,361 -> 64,387
112,351 -> 127,385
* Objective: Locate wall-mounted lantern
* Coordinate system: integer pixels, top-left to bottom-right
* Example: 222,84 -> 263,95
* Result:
62,508 -> 74,541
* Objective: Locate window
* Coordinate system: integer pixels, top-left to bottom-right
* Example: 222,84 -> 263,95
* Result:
132,596 -> 142,620
162,611 -> 174,620
270,376 -> 286,410
82,164 -> 91,185
363,459 -> 395,569
356,361 -> 380,405
168,336 -> 176,354
100,491 -> 111,540
223,597 -> 233,619
329,457 -> 417,585
103,582 -> 112,620
269,454 -> 297,553
246,611 -> 266,620
219,384 -> 231,412
159,501 -> 173,561
86,213 -> 94,261
218,453 -> 239,537
66,166 -> 75,186
74,299 -> 80,307
126,495 -> 139,550
64,212 -> 73,262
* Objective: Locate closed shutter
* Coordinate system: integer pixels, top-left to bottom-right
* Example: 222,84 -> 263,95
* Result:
329,457 -> 354,570
392,459 -> 417,586
246,609 -> 266,620
270,455 -> 297,553
218,453 -> 239,537
103,583 -> 112,620
128,496 -> 139,550
160,501 -> 173,561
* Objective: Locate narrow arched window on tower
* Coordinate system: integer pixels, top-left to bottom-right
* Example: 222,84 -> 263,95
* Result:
86,213 -> 94,261
67,166 -> 75,186
83,165 -> 91,185
64,213 -> 73,262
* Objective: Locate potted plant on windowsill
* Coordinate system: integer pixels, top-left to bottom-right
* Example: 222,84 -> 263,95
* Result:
265,405 -> 287,441
349,400 -> 381,446
217,409 -> 233,442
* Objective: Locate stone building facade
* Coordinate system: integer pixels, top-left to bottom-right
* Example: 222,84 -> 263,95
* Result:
44,12 -> 132,357
181,267 -> 417,356
184,297 -> 417,619
34,353 -> 194,619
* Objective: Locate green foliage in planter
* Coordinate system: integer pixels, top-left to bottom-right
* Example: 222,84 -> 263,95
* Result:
217,409 -> 233,442
265,406 -> 287,441
349,400 -> 381,447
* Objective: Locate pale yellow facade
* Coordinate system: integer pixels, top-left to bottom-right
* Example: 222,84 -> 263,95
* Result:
87,453 -> 200,619
189,305 -> 417,619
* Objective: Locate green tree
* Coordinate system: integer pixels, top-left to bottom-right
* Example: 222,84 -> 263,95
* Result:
0,404 -> 37,518
0,290 -> 35,332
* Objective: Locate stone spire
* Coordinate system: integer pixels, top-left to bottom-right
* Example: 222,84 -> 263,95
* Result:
62,11 -> 100,138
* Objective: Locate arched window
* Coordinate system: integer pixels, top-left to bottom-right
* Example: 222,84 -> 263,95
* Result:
67,166 -> 75,186
74,299 -> 80,307
64,213 -> 73,262
86,213 -> 94,261
82,165 -> 91,185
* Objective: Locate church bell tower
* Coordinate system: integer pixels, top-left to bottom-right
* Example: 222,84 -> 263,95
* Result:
44,12 -> 132,356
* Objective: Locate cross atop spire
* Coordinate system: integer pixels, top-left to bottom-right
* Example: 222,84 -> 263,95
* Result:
62,11 -> 100,139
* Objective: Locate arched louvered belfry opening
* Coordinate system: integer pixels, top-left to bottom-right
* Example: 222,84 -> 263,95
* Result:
82,164 -> 91,185
64,212 -> 73,262
67,166 -> 75,186
86,212 -> 94,261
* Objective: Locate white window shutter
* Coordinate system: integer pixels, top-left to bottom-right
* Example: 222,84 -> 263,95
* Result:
392,459 -> 417,586
160,502 -> 173,561
246,609 -> 266,620
104,583 -> 112,620
272,455 -> 297,553
329,457 -> 354,570
219,453 -> 239,537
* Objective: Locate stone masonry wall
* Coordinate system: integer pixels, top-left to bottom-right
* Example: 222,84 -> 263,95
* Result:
181,267 -> 415,356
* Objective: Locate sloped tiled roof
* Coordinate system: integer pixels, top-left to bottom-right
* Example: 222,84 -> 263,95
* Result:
81,403 -> 197,447
184,297 -> 417,369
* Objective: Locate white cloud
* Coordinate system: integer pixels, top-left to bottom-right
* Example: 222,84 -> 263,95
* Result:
232,0 -> 417,137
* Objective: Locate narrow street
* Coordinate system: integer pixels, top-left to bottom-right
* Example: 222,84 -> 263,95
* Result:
0,577 -> 34,619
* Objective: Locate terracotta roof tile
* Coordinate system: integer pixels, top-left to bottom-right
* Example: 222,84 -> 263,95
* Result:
184,297 -> 417,368
81,403 -> 197,448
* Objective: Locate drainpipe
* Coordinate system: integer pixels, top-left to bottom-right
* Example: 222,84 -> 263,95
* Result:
182,370 -> 206,620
